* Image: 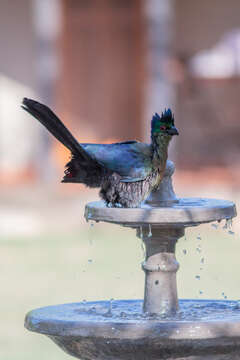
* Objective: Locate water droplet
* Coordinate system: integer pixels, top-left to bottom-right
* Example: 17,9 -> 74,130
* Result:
211,223 -> 218,229
197,234 -> 201,240
140,226 -> 143,239
82,299 -> 86,304
223,218 -> 233,230
88,259 -> 93,263
141,241 -> 146,259
90,222 -> 94,228
183,249 -> 187,255
221,292 -> 228,299
200,257 -> 204,264
148,224 -> 152,238
199,290 -> 203,295
196,246 -> 201,253
195,275 -> 200,280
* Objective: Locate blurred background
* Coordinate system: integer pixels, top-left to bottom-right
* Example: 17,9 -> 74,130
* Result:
1,0 -> 240,359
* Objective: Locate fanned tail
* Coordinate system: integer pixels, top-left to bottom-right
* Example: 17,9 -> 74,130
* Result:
21,98 -> 105,186
22,98 -> 89,161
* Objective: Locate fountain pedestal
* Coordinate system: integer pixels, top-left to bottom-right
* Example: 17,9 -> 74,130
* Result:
139,226 -> 184,315
25,161 -> 239,360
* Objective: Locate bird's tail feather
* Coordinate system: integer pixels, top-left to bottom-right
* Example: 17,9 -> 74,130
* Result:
21,98 -> 88,160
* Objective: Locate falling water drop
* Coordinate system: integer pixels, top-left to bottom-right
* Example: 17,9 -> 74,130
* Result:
88,259 -> 93,263
200,257 -> 204,264
221,292 -> 228,299
140,226 -> 143,239
197,234 -> 201,241
148,224 -> 152,238
196,246 -> 202,253
199,290 -> 203,295
141,241 -> 146,259
223,218 -> 233,230
89,221 -> 95,246
183,249 -> 187,255
195,275 -> 200,280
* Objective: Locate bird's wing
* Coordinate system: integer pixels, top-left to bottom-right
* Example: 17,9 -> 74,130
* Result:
81,141 -> 153,182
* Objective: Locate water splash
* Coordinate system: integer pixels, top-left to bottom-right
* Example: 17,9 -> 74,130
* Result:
222,292 -> 228,300
108,298 -> 114,314
120,311 -> 127,318
103,299 -> 114,318
148,224 -> 152,238
73,299 -> 240,322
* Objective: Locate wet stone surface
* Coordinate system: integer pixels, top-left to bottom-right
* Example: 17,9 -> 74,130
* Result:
26,299 -> 240,334
26,300 -> 240,360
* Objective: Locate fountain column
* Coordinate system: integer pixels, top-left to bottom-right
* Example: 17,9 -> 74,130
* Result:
137,226 -> 184,315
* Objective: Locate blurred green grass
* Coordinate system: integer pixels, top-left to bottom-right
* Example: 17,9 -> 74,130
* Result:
1,221 -> 240,360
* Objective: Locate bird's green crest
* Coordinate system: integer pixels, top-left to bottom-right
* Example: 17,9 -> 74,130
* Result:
151,109 -> 175,134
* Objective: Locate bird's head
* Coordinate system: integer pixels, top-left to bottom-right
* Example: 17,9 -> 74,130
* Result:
151,109 -> 179,137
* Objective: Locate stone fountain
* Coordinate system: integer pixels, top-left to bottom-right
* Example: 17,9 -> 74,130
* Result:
25,160 -> 239,360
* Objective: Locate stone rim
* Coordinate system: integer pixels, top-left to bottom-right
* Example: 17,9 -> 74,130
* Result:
84,198 -> 237,227
25,300 -> 240,340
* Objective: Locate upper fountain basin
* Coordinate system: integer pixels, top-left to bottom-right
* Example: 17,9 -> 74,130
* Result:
85,198 -> 236,227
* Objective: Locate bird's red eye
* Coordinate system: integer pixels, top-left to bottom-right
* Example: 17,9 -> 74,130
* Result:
160,126 -> 166,130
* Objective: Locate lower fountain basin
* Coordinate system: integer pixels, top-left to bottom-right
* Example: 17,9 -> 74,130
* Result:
25,300 -> 240,360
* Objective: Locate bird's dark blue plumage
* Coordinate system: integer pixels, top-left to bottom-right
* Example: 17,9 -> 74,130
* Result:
21,98 -> 178,207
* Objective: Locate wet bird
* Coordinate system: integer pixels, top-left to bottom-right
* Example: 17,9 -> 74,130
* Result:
22,98 -> 178,207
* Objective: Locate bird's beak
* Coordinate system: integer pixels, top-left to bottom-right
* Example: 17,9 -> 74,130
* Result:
167,126 -> 179,136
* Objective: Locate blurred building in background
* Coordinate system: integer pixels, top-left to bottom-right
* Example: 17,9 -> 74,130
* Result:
1,0 -> 240,185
